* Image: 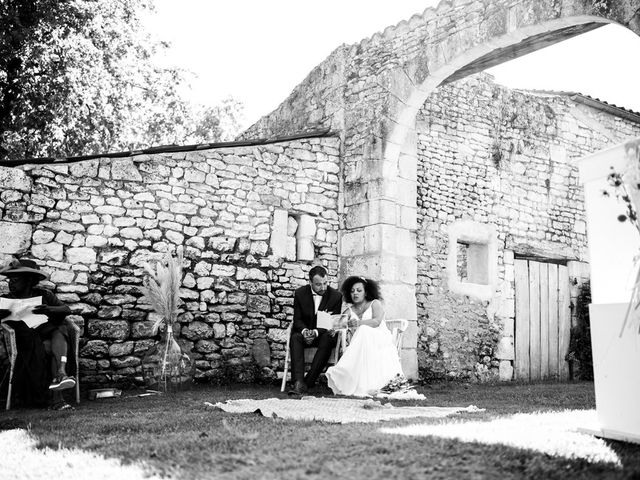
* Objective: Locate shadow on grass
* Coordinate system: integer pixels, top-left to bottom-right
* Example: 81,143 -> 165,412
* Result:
0,381 -> 638,479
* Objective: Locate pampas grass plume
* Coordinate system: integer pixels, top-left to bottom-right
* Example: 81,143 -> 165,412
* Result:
142,247 -> 184,335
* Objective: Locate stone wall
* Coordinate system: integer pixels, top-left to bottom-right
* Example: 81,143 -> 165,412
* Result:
415,73 -> 640,381
0,136 -> 341,386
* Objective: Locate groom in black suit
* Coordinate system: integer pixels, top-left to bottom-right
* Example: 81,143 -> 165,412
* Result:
288,265 -> 342,395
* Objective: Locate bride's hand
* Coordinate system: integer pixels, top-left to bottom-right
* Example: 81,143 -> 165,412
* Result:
347,317 -> 359,328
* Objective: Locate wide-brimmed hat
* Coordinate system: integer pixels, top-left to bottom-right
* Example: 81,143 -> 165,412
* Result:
0,259 -> 48,280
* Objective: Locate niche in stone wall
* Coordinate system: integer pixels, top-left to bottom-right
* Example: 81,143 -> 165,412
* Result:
447,220 -> 497,301
270,209 -> 316,261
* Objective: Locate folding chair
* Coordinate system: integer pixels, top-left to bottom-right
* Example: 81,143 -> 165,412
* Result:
384,318 -> 408,355
2,318 -> 81,410
280,322 -> 347,392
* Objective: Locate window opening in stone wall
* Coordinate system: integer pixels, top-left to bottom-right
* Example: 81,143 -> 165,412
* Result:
455,241 -> 489,286
447,220 -> 497,302
468,242 -> 489,285
457,241 -> 469,281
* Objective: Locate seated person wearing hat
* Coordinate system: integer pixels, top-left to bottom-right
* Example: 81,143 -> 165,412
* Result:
0,258 -> 76,409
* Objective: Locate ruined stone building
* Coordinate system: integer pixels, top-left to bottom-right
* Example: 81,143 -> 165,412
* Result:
1,1 -> 640,386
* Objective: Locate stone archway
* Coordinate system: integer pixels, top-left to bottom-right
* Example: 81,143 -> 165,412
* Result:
242,0 -> 640,378
340,2 -> 640,378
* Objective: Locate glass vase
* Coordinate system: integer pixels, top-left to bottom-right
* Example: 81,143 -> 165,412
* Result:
141,324 -> 193,393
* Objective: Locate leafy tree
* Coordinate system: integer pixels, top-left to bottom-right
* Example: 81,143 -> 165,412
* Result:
0,0 -> 243,161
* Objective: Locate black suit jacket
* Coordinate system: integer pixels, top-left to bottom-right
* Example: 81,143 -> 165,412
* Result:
292,285 -> 342,334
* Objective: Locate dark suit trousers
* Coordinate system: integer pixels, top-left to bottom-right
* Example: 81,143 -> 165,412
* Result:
289,331 -> 337,386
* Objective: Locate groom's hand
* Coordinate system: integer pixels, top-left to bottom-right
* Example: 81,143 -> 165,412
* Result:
302,328 -> 315,345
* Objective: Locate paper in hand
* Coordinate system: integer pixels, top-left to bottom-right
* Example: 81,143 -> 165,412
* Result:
316,310 -> 334,330
0,296 -> 48,328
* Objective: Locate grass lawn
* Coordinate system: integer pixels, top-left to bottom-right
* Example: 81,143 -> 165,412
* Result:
1,381 -> 639,479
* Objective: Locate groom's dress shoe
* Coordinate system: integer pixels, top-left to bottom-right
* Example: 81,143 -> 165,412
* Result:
287,380 -> 308,396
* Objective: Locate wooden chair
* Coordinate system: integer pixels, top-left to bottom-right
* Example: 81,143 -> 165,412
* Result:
280,322 -> 347,392
2,318 -> 81,410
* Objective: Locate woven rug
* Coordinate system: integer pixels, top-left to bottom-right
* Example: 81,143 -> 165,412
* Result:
211,396 -> 483,424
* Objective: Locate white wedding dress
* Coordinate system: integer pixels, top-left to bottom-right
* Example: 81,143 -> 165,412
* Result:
325,302 -> 404,397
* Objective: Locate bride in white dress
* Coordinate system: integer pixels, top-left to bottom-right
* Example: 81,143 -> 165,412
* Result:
325,276 -> 404,397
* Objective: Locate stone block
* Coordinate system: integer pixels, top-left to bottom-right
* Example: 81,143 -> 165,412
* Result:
170,202 -> 198,215
267,328 -> 288,344
184,168 -> 206,183
181,321 -> 214,341
252,338 -> 271,367
496,336 -> 514,360
0,222 -> 32,254
66,247 -> 96,264
32,230 -> 54,245
166,230 -> 184,245
341,230 -> 365,256
111,159 -> 142,181
247,295 -> 270,313
80,340 -> 109,358
400,348 -> 418,380
121,227 -> 144,239
269,209 -> 289,257
212,323 -> 226,338
87,319 -> 130,340
381,283 -> 417,320
98,306 -> 123,319
399,205 -> 417,230
499,360 -> 514,381
111,356 -> 141,368
236,267 -> 267,281
70,160 -> 99,177
0,166 -> 31,191
103,294 -> 137,305
99,250 -> 128,265
195,339 -> 220,353
86,235 -> 108,247
50,270 -> 75,284
296,215 -> 316,261
55,231 -> 73,245
32,242 -> 63,261
197,277 -> 215,290
109,341 -> 134,357
208,237 -> 234,252
211,265 -> 236,277
131,321 -> 155,338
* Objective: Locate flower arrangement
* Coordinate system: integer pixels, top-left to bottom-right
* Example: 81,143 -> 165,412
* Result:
379,374 -> 413,394
603,138 -> 640,336
141,248 -> 192,391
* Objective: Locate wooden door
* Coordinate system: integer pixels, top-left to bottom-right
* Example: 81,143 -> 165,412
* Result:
514,259 -> 570,381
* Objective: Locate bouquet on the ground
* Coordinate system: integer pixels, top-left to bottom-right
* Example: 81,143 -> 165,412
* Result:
379,374 -> 414,394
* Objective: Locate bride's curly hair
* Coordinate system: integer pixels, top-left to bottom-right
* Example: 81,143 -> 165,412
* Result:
341,276 -> 382,303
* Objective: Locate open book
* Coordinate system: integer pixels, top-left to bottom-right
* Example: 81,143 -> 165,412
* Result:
316,311 -> 346,330
0,296 -> 48,329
